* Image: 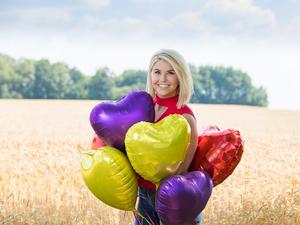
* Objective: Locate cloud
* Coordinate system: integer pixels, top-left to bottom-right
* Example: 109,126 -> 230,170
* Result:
77,0 -> 277,41
204,0 -> 270,15
169,12 -> 214,34
0,7 -> 72,31
203,0 -> 277,34
74,10 -> 216,42
286,16 -> 300,35
0,0 -> 278,42
84,0 -> 111,8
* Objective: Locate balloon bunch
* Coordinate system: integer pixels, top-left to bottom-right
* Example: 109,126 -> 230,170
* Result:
81,90 -> 244,225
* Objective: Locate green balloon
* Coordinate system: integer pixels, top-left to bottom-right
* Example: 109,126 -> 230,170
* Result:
81,147 -> 137,211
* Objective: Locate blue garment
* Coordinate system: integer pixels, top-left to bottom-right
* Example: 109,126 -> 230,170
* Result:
134,188 -> 160,225
134,187 -> 202,225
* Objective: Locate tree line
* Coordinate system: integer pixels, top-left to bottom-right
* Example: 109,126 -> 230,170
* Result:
0,53 -> 268,106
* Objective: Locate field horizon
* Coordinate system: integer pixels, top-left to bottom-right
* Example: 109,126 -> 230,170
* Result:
0,99 -> 299,225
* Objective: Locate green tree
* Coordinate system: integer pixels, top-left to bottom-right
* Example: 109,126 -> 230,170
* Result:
115,69 -> 147,87
0,54 -> 22,98
32,59 -> 53,98
191,66 -> 217,103
113,69 -> 147,99
191,65 -> 268,106
32,60 -> 70,99
249,86 -> 268,106
65,68 -> 88,99
51,62 -> 70,98
88,67 -> 114,100
14,59 -> 35,98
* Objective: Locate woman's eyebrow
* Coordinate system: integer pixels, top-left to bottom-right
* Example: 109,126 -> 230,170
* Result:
152,68 -> 175,72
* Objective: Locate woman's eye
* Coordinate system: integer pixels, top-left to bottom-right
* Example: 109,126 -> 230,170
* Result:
154,71 -> 160,74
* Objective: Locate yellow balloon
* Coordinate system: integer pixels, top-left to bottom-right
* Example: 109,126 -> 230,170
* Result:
125,114 -> 191,184
80,147 -> 137,211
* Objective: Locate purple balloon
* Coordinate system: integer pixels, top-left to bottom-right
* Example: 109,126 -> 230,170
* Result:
156,171 -> 213,225
90,90 -> 155,152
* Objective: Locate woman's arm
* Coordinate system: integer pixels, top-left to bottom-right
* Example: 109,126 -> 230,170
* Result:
176,113 -> 198,174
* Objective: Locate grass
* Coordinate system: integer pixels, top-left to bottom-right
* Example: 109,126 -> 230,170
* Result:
0,99 -> 299,225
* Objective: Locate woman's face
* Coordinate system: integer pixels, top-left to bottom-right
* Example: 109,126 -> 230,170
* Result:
150,59 -> 179,98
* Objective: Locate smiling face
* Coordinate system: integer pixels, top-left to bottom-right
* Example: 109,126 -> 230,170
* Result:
150,59 -> 179,99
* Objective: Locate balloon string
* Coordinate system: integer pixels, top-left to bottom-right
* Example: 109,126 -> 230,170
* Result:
132,209 -> 152,225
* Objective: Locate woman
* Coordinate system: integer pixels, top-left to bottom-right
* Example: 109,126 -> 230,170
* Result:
134,49 -> 202,225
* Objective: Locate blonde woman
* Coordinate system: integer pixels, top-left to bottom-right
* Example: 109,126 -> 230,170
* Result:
134,49 -> 202,225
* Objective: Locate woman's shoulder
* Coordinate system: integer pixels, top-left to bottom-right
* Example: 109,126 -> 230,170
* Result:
177,104 -> 194,117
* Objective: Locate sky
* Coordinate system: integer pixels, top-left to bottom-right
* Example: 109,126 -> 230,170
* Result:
0,0 -> 299,110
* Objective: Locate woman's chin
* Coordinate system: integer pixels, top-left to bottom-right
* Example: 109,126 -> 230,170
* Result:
155,91 -> 177,98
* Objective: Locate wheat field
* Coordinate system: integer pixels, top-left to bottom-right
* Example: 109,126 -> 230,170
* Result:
0,99 -> 299,225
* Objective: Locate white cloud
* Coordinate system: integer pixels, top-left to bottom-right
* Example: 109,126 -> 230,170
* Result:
71,15 -> 148,40
0,7 -> 72,30
205,0 -> 267,14
67,13 -> 205,41
286,16 -> 300,35
123,17 -> 148,32
75,11 -> 214,40
169,12 -> 213,33
204,0 -> 277,32
84,0 -> 111,8
0,1 -> 276,42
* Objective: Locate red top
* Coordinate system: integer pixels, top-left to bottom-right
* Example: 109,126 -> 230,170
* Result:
137,95 -> 195,189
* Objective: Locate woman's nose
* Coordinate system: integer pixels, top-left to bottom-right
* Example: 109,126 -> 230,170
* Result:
159,73 -> 167,82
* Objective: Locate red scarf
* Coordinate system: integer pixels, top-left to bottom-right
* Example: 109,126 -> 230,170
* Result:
154,95 -> 179,107
153,95 -> 194,121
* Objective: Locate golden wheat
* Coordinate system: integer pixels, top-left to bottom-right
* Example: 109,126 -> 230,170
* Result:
0,99 -> 299,225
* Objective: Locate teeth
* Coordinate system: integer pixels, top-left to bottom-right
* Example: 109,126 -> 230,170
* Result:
158,84 -> 169,88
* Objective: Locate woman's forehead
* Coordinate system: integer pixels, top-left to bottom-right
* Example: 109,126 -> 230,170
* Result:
152,59 -> 174,70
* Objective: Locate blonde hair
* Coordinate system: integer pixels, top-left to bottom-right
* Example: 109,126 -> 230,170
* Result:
146,49 -> 194,108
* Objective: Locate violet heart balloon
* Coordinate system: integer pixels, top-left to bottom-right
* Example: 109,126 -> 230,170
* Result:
156,171 -> 213,225
90,90 -> 155,151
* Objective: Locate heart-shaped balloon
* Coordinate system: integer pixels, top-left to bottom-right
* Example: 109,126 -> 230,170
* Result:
80,147 -> 138,211
189,126 -> 244,186
90,90 -> 155,151
156,171 -> 213,225
125,114 -> 191,184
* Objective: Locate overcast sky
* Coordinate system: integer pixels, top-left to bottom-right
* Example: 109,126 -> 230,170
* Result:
0,0 -> 299,109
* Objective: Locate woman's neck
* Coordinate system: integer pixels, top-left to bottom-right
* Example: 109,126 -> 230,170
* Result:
154,95 -> 178,107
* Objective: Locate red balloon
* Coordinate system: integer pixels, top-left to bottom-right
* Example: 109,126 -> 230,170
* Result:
91,133 -> 106,150
189,126 -> 244,186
